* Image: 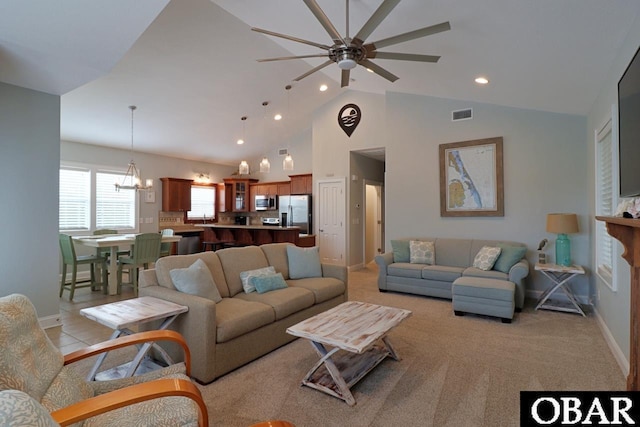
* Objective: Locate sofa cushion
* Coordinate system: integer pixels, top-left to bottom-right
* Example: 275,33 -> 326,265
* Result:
288,277 -> 345,304
155,251 -> 230,298
493,244 -> 527,273
388,262 -> 423,279
251,272 -> 288,294
240,266 -> 276,293
260,242 -> 292,279
215,298 -> 275,343
452,277 -> 515,302
409,240 -> 435,264
391,240 -> 410,263
472,246 -> 502,270
234,287 -> 315,320
169,259 -> 222,303
463,267 -> 509,280
217,246 -> 270,296
287,246 -> 322,279
421,265 -> 464,282
435,238 -> 473,268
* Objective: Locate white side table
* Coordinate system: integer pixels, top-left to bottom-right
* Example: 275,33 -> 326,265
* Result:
80,296 -> 188,380
534,263 -> 586,316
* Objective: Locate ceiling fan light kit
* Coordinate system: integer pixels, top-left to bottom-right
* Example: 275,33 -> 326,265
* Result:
252,0 -> 450,87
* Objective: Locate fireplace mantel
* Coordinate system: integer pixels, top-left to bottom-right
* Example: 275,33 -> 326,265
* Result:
596,215 -> 640,390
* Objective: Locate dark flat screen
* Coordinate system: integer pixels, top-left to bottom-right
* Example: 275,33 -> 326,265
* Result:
618,45 -> 640,197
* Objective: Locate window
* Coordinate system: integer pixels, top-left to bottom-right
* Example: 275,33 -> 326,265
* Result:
59,167 -> 91,231
59,163 -> 138,233
188,185 -> 216,220
595,113 -> 617,290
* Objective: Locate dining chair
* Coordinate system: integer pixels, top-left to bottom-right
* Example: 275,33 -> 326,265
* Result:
0,293 -> 208,426
59,233 -> 108,300
159,228 -> 174,257
117,233 -> 162,296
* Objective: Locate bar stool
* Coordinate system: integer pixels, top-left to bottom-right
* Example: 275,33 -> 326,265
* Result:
201,229 -> 235,252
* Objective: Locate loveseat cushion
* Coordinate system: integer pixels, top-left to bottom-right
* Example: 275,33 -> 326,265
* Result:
435,239 -> 473,268
421,265 -> 464,282
215,298 -> 275,343
260,242 -> 292,279
288,277 -> 346,303
463,267 -> 509,280
217,246 -> 270,296
234,287 -> 315,320
155,252 -> 230,298
388,263 -> 423,279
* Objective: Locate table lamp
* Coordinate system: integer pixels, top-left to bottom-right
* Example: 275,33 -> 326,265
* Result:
546,213 -> 579,266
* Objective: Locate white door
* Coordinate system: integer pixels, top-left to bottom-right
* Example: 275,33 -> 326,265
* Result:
365,182 -> 383,264
317,178 -> 346,265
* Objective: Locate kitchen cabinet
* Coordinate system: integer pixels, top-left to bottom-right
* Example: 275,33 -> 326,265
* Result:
290,174 -> 312,194
160,177 -> 193,212
277,182 -> 291,196
223,178 -> 257,212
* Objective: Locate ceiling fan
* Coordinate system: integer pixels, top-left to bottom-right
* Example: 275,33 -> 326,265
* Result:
252,0 -> 450,87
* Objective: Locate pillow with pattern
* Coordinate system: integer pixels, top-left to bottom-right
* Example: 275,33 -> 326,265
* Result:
409,240 -> 435,265
472,246 -> 502,271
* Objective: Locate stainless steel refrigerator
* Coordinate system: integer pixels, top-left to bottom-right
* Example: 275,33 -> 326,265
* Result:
278,195 -> 312,235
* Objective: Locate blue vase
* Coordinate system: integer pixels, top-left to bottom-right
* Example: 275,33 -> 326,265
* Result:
555,233 -> 571,266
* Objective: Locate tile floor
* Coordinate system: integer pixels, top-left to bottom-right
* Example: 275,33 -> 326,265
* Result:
46,286 -> 135,354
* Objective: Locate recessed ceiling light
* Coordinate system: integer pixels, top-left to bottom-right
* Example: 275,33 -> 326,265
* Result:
319,84 -> 328,92
274,114 -> 282,121
475,76 -> 489,85
236,139 -> 244,145
366,68 -> 374,73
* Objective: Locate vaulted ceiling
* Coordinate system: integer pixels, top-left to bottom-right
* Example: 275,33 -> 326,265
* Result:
2,0 -> 639,165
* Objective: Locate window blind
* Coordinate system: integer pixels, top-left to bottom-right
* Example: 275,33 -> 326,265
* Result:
59,168 -> 91,231
596,121 -> 614,286
96,171 -> 136,230
188,186 -> 215,220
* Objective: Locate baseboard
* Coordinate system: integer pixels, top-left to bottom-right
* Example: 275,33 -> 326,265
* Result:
593,306 -> 629,378
39,313 -> 62,330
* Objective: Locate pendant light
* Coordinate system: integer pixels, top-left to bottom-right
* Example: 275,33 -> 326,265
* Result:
115,105 -> 153,191
259,101 -> 271,173
283,85 -> 294,171
238,116 -> 250,175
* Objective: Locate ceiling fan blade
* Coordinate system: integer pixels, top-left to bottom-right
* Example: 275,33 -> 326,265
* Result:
252,27 -> 331,50
367,21 -> 451,50
293,59 -> 334,82
359,59 -> 399,83
353,0 -> 401,45
341,69 -> 350,88
257,54 -> 329,62
303,0 -> 346,45
368,51 -> 440,63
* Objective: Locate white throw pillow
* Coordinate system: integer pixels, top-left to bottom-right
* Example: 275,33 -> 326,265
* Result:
239,266 -> 276,293
472,246 -> 502,271
409,240 -> 435,265
169,258 -> 222,302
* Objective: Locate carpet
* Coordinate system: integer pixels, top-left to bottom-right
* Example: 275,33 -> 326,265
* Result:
193,266 -> 625,427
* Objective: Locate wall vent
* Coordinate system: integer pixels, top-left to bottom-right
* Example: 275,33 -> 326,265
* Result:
452,108 -> 473,121
278,148 -> 288,156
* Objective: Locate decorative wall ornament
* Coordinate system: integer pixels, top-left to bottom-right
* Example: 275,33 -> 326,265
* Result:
338,103 -> 361,137
439,136 -> 504,217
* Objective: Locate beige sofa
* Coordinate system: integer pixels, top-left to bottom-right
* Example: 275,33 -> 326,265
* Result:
138,242 -> 348,384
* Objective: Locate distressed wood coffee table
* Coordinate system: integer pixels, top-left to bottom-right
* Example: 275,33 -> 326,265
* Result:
286,301 -> 412,406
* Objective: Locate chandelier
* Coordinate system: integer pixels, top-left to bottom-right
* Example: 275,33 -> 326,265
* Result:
115,105 -> 153,191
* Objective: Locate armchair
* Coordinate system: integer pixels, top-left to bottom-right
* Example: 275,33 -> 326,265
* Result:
0,294 -> 208,426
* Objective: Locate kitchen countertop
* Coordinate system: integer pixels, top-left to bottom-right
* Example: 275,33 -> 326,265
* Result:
198,224 -> 301,231
159,225 -> 205,233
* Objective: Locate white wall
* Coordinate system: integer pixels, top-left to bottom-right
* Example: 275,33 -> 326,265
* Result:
0,82 -> 61,320
247,127 -> 313,182
587,13 -> 640,369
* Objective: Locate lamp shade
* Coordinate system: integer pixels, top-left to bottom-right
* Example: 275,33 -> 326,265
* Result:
546,213 -> 579,234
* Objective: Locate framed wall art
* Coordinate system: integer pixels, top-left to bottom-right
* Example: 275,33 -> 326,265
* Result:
439,136 -> 504,217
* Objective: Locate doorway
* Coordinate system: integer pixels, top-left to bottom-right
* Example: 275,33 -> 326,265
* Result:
364,181 -> 384,264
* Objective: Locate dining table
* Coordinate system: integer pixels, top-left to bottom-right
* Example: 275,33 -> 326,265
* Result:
73,233 -> 182,295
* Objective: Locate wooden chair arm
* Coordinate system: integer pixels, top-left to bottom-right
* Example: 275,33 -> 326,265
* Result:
50,378 -> 208,427
63,330 -> 192,376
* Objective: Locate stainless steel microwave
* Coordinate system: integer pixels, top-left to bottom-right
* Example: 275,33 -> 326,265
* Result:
255,195 -> 277,211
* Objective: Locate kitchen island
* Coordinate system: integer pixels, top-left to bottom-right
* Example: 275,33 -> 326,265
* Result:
199,224 -> 301,246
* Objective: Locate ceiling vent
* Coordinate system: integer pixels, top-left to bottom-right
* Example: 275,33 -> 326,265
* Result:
452,108 -> 473,121
278,148 -> 288,156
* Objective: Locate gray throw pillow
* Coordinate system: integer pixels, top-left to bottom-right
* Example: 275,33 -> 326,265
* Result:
391,240 -> 410,263
169,258 -> 222,302
287,246 -> 322,279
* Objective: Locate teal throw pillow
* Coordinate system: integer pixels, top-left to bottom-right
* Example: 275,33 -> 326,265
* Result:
287,245 -> 322,279
250,272 -> 288,294
493,245 -> 527,273
239,266 -> 276,293
169,258 -> 222,302
391,240 -> 410,263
